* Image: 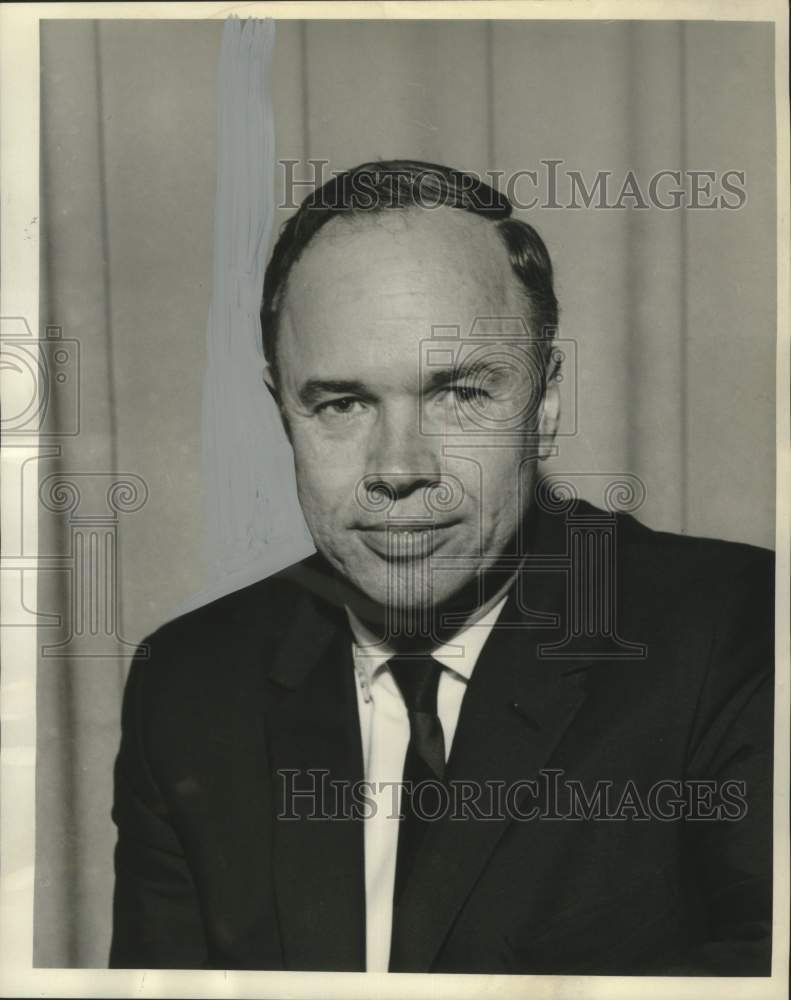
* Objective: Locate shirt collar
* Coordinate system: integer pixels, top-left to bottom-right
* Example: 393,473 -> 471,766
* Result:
346,592 -> 510,688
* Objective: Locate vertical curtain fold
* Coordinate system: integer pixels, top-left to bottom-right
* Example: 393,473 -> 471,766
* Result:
624,22 -> 687,531
36,21 -> 124,967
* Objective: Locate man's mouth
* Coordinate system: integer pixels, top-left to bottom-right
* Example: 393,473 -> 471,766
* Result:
354,521 -> 460,560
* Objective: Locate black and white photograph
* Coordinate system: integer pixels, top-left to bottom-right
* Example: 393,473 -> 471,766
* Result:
0,2 -> 788,998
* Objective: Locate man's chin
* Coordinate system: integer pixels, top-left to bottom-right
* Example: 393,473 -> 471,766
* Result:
348,586 -> 442,619
339,566 -> 477,631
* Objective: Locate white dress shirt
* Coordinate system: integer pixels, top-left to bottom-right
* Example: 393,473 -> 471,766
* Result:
347,596 -> 509,972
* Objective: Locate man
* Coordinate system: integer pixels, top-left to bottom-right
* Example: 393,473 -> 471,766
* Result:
110,160 -> 773,974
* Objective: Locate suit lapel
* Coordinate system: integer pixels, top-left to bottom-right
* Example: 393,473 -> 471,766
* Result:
264,583 -> 367,971
390,510 -> 594,971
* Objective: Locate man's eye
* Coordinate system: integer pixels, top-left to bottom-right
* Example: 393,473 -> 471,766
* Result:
316,397 -> 364,417
450,385 -> 490,404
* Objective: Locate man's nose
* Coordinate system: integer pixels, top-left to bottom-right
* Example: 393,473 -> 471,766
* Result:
362,403 -> 442,506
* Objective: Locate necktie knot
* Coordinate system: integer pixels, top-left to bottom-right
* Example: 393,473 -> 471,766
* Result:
387,654 -> 443,717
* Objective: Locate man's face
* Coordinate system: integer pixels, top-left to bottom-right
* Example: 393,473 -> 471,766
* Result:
269,208 -> 559,617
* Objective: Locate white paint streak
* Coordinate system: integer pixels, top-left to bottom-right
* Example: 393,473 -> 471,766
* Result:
201,16 -> 278,598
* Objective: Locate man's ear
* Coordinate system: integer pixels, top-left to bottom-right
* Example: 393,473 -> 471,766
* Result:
537,378 -> 561,460
262,364 -> 280,405
263,364 -> 293,443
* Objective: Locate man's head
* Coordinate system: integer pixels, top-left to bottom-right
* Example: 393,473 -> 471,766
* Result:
261,160 -> 560,624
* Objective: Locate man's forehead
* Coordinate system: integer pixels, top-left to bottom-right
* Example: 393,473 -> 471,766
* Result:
285,206 -> 520,306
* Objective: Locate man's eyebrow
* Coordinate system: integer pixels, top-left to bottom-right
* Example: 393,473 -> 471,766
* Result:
298,379 -> 371,407
424,361 -> 507,390
298,364 -> 509,405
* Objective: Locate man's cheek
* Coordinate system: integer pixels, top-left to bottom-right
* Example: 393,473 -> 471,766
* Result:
291,418 -> 363,460
294,455 -> 357,505
479,473 -> 518,540
292,453 -> 359,538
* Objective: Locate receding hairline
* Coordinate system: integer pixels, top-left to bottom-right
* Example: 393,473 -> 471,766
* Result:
279,204 -> 532,319
263,164 -> 559,392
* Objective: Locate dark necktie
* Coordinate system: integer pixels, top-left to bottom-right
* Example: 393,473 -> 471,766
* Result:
387,654 -> 446,908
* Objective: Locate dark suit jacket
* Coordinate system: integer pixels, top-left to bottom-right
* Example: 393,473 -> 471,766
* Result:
109,501 -> 774,974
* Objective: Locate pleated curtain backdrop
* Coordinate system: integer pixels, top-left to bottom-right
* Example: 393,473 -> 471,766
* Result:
35,18 -> 775,966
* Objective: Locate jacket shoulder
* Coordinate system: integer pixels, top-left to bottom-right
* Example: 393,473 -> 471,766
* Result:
564,499 -> 773,590
605,508 -> 774,673
615,509 -> 773,588
131,552 -> 334,684
120,553 -> 342,765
